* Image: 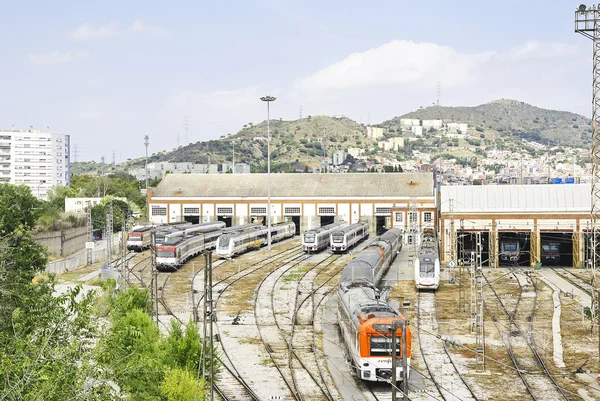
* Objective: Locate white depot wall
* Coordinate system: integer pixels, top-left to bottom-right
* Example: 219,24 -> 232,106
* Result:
271,203 -> 281,219
338,203 -> 350,223
203,204 -> 214,220
169,203 -> 181,223
496,219 -> 534,230
361,203 -> 373,217
537,219 -> 578,231
351,203 -> 360,224
304,203 -> 316,217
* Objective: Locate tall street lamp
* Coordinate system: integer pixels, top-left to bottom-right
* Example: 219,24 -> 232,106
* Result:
260,95 -> 276,250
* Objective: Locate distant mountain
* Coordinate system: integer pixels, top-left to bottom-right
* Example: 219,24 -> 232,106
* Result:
129,115 -> 369,172
83,99 -> 590,177
382,99 -> 591,147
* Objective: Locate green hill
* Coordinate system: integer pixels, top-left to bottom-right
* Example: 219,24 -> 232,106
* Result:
383,99 -> 591,147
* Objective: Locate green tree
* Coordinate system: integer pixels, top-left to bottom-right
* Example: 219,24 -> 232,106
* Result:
160,368 -> 204,401
0,184 -> 40,234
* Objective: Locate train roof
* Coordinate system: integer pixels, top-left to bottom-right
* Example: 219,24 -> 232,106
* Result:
153,173 -> 434,198
340,287 -> 399,327
304,221 -> 347,235
331,221 -> 368,234
130,226 -> 154,233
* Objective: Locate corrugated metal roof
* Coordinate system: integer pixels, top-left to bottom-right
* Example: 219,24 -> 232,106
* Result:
151,173 -> 433,198
440,184 -> 591,213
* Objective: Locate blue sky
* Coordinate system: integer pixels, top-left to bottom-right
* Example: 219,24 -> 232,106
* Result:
0,1 -> 591,161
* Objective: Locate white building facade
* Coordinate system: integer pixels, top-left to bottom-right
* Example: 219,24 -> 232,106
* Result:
0,129 -> 70,199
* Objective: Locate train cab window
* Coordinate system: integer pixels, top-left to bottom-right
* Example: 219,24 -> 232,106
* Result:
332,233 -> 344,243
542,243 -> 560,253
218,236 -> 230,248
420,259 -> 435,277
370,336 -> 400,357
503,242 -> 518,251
304,233 -> 316,243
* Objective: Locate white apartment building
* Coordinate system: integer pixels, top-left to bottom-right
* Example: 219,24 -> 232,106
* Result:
0,129 -> 70,199
364,126 -> 384,140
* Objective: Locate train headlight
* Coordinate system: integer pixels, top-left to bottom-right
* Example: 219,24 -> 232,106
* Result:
363,363 -> 369,367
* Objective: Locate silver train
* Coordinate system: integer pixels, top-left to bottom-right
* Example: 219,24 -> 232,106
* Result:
155,223 -> 226,271
414,229 -> 440,290
302,221 -> 347,252
330,221 -> 369,253
126,226 -> 155,251
337,228 -> 410,382
154,223 -> 193,246
216,222 -> 296,258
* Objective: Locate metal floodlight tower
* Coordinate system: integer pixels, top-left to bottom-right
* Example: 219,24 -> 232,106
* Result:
144,134 -> 150,191
576,6 -> 600,354
260,95 -> 276,250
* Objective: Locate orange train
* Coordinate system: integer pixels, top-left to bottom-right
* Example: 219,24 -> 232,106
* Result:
337,228 -> 411,382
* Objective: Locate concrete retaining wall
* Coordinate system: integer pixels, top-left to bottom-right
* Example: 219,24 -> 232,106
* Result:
34,226 -> 88,257
45,235 -> 122,275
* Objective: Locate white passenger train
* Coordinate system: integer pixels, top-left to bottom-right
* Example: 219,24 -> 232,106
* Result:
154,223 -> 192,246
338,228 -> 410,382
216,221 -> 296,258
302,221 -> 347,252
414,229 -> 440,290
126,226 -> 155,251
330,221 -> 369,253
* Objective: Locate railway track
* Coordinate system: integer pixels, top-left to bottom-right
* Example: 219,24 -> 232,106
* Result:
549,267 -> 592,296
482,270 -> 571,401
417,291 -> 479,401
276,253 -> 343,401
210,246 -> 306,400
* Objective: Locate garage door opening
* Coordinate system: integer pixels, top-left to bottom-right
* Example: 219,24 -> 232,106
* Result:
320,216 -> 335,226
458,231 -> 490,266
250,215 -> 266,226
285,216 -> 301,235
540,232 -> 572,267
498,232 -> 530,267
218,216 -> 232,227
376,216 -> 387,235
184,216 -> 200,224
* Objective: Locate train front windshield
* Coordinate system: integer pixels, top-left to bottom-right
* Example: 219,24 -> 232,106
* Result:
370,336 -> 401,357
420,258 -> 435,277
304,233 -> 316,243
157,250 -> 175,258
503,242 -> 518,252
332,232 -> 344,243
218,236 -> 230,249
542,243 -> 560,253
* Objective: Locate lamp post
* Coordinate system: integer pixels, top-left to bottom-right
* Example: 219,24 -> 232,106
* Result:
37,180 -> 46,199
260,95 -> 276,250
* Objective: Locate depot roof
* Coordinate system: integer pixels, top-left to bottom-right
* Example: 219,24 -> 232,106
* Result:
151,172 -> 434,199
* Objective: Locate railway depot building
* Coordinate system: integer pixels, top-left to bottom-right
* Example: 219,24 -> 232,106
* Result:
147,173 -> 435,237
439,184 -> 591,268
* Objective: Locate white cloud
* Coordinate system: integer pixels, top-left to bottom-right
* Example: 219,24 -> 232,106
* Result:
28,51 -> 89,65
293,39 -> 588,119
70,23 -> 118,41
70,20 -> 169,41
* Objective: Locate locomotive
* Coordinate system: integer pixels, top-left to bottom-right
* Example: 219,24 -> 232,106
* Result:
215,222 -> 296,258
414,229 -> 440,290
338,228 -> 410,383
302,221 -> 347,252
330,221 -> 369,253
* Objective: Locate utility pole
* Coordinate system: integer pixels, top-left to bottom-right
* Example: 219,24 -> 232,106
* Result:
232,140 -> 235,174
575,4 -> 600,359
475,240 -> 485,371
72,143 -> 80,163
144,134 -> 150,191
183,116 -> 191,146
112,150 -> 116,167
151,232 -> 158,326
201,252 -> 214,400
105,208 -> 113,269
86,201 -> 93,265
390,320 -> 408,400
458,219 -> 466,312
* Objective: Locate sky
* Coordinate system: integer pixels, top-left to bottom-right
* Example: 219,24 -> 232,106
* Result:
0,0 -> 592,162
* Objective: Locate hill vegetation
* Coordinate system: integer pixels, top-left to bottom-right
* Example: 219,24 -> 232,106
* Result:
74,99 -> 591,174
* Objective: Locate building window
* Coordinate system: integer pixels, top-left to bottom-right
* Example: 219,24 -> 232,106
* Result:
375,207 -> 391,215
395,212 -> 404,223
284,206 -> 301,215
250,207 -> 267,215
183,207 -> 200,215
424,212 -> 433,223
318,206 -> 336,215
216,207 -> 233,215
151,207 -> 167,216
